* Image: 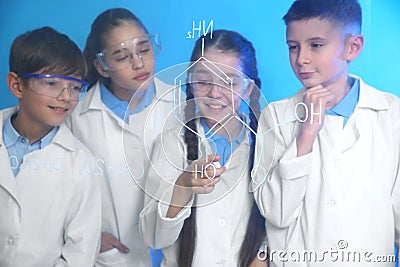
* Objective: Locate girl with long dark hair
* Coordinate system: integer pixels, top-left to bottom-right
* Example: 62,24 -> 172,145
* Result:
140,29 -> 268,267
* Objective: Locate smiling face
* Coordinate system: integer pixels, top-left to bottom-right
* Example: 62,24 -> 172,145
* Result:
286,18 -> 353,90
191,49 -> 253,129
95,21 -> 155,95
8,72 -> 80,136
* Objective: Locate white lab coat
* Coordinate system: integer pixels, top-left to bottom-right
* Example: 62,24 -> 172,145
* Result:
0,107 -> 102,267
139,118 -> 253,267
66,78 -> 182,267
252,75 -> 400,267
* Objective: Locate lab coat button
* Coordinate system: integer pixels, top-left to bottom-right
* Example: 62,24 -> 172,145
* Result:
6,238 -> 14,246
131,146 -> 140,151
327,200 -> 335,207
327,158 -> 335,164
218,219 -> 226,226
217,259 -> 227,265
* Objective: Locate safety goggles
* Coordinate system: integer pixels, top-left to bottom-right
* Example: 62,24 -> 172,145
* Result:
96,34 -> 161,71
188,71 -> 251,95
17,73 -> 89,101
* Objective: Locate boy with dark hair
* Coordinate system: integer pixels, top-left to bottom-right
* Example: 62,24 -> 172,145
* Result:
0,26 -> 101,266
252,0 -> 400,266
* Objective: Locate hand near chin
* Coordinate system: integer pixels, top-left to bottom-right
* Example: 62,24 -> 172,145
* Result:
302,84 -> 334,132
296,84 -> 334,156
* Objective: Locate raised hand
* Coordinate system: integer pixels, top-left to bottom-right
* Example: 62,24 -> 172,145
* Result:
296,84 -> 334,156
166,154 -> 226,218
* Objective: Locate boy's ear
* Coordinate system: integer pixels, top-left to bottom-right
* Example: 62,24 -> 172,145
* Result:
6,72 -> 24,99
346,34 -> 364,61
94,59 -> 111,78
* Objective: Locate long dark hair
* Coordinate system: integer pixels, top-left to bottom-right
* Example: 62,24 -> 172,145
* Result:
179,29 -> 265,267
83,8 -> 148,88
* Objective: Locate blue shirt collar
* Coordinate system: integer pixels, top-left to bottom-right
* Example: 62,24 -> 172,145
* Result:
3,112 -> 21,148
201,118 -> 245,145
3,111 -> 58,149
131,83 -> 156,114
326,77 -> 360,118
200,117 -> 246,166
100,82 -> 156,121
39,125 -> 58,148
100,83 -> 129,120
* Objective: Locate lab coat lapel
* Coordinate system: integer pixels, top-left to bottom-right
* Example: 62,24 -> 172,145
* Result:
0,148 -> 20,205
225,132 -> 250,171
338,75 -> 390,153
340,117 -> 361,153
197,119 -> 251,199
0,108 -> 21,205
82,82 -> 139,137
321,115 -> 361,153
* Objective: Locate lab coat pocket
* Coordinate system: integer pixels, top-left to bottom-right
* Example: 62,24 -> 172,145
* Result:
95,248 -> 128,267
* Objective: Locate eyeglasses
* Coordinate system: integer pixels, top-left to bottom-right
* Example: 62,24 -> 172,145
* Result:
188,71 -> 251,95
96,34 -> 161,71
17,73 -> 89,101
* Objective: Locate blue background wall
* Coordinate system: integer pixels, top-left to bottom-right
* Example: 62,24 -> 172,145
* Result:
0,1 -> 399,265
0,0 -> 399,109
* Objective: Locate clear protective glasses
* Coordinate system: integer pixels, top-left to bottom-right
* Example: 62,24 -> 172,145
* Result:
17,73 -> 89,101
96,34 -> 161,72
188,71 -> 251,95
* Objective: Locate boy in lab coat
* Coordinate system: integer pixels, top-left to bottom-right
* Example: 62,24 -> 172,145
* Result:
0,26 -> 101,267
252,0 -> 400,266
